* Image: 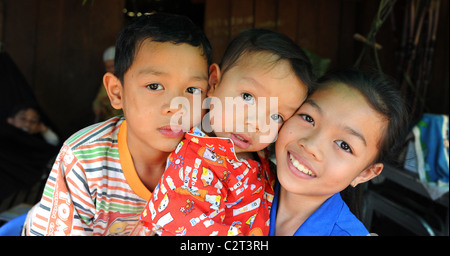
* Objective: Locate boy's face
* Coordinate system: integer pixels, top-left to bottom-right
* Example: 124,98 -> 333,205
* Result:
275,83 -> 385,198
208,52 -> 307,154
107,40 -> 209,153
7,108 -> 41,134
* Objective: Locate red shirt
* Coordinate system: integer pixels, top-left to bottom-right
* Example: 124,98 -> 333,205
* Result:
140,127 -> 275,236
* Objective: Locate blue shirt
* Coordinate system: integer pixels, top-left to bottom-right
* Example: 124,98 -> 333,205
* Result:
269,182 -> 369,236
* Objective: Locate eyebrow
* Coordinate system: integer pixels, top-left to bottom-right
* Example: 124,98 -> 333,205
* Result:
138,67 -> 207,82
138,67 -> 167,76
241,76 -> 268,94
304,99 -> 322,114
344,127 -> 367,146
305,99 -> 367,146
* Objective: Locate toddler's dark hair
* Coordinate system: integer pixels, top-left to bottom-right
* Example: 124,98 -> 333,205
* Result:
219,28 -> 316,94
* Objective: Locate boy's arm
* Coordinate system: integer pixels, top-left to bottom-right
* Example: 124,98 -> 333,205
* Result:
23,145 -> 95,236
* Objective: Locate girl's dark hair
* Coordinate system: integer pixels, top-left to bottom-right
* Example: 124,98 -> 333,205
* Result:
219,28 -> 316,94
114,12 -> 212,83
317,68 -> 410,165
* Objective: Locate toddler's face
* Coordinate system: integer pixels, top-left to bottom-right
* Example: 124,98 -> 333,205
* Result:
119,40 -> 209,153
208,52 -> 307,154
275,83 -> 386,198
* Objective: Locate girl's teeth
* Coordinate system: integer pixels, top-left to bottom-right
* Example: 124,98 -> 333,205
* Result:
289,153 -> 315,177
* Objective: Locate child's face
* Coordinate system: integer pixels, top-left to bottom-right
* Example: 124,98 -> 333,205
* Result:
208,52 -> 307,154
7,108 -> 41,134
275,83 -> 386,197
108,40 -> 209,153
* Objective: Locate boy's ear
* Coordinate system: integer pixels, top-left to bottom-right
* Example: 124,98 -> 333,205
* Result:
350,163 -> 384,187
103,72 -> 123,110
207,63 -> 221,97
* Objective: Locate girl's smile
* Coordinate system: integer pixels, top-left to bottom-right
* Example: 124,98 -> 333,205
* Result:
287,151 -> 316,179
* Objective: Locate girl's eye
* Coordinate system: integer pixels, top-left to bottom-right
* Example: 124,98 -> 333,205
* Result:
271,114 -> 284,123
241,93 -> 255,105
147,83 -> 163,91
186,87 -> 202,95
336,140 -> 353,154
299,114 -> 315,126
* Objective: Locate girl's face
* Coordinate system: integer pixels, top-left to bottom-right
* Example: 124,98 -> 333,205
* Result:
275,82 -> 386,198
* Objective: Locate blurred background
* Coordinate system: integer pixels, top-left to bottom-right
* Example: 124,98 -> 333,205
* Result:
0,0 -> 448,236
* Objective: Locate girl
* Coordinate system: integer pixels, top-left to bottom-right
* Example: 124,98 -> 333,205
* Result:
270,69 -> 409,236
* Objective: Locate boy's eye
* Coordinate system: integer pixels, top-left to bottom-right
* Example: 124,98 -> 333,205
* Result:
299,114 -> 315,126
336,140 -> 353,154
186,87 -> 202,95
147,83 -> 163,91
241,93 -> 255,105
271,114 -> 284,123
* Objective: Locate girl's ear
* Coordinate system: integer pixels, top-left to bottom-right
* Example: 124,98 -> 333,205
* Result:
207,63 -> 221,97
350,163 -> 384,187
103,72 -> 123,110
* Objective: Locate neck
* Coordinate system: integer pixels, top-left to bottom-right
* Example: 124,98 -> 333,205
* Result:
127,135 -> 170,192
275,186 -> 329,236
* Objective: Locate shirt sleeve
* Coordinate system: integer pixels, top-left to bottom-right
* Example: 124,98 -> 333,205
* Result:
140,141 -> 240,236
22,145 -> 95,236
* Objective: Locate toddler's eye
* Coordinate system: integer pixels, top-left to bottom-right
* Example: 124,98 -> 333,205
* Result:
336,140 -> 353,154
241,93 -> 255,105
147,83 -> 163,91
299,114 -> 315,126
271,114 -> 284,123
186,87 -> 202,95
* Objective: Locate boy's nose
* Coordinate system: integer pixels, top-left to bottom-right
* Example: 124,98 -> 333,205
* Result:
162,95 -> 189,116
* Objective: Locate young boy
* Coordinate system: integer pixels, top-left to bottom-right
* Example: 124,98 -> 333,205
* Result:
21,13 -> 212,236
140,28 -> 316,236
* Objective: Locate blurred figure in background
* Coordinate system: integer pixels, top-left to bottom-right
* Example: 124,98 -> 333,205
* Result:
92,46 -> 123,122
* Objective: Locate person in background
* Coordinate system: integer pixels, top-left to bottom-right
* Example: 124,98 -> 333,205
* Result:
7,103 -> 59,146
92,46 -> 123,122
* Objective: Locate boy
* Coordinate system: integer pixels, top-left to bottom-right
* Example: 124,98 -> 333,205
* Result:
22,13 -> 212,236
140,28 -> 315,236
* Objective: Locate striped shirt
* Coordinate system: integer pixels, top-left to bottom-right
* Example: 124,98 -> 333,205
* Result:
22,116 -> 152,236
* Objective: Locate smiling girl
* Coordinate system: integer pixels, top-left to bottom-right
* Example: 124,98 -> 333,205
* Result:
270,69 -> 409,236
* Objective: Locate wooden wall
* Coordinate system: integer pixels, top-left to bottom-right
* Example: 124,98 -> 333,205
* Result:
2,0 -> 125,139
1,0 -> 448,140
204,0 -> 449,115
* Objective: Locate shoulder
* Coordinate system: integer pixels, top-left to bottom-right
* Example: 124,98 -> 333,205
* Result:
64,116 -> 124,151
332,199 -> 369,236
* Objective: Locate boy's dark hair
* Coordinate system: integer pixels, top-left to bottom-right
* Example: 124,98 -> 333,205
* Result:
219,28 -> 316,94
114,12 -> 212,83
317,68 -> 410,165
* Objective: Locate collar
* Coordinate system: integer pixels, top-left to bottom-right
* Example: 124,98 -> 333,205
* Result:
269,182 -> 346,236
184,127 -> 240,162
118,120 -> 152,201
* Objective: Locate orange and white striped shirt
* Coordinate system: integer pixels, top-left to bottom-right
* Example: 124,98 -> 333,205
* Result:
22,117 -> 152,236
